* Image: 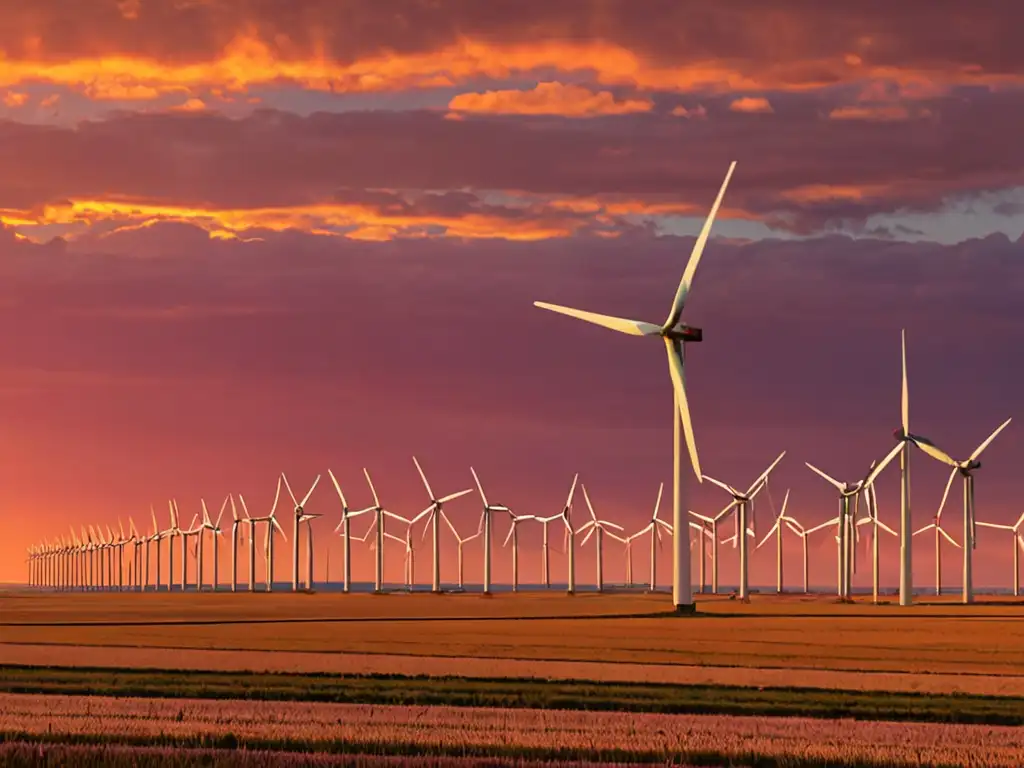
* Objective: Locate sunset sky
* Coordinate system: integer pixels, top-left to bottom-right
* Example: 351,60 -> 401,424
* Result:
3,1 -> 1023,591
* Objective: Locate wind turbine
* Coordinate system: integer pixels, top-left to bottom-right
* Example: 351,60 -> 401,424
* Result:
200,496 -> 228,591
282,474 -> 322,591
614,530 -> 634,586
441,509 -> 481,590
534,162 -> 737,612
855,480 -> 898,603
911,498 -> 961,596
361,469 -> 392,594
689,503 -> 735,594
238,478 -> 287,592
806,443 -> 902,600
913,418 -> 1012,604
328,470 -> 375,593
703,451 -> 786,600
166,500 -> 181,591
977,511 -> 1024,597
890,329 -> 952,606
411,457 -> 474,594
629,484 -> 671,591
755,489 -> 794,593
179,510 -> 200,591
555,474 -> 581,594
502,510 -> 535,592
533,512 -> 564,588
469,467 -> 511,595
577,485 -> 624,592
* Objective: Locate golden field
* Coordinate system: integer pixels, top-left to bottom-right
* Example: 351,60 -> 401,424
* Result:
2,591 -> 1024,696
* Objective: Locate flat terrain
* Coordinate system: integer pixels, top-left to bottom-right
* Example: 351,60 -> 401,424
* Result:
3,591 -> 1024,695
5,692 -> 1024,766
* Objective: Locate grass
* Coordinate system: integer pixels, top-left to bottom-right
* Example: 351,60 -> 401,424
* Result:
2,665 -> 1023,725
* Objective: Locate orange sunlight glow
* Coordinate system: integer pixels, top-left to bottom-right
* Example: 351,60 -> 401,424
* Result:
448,82 -> 653,117
0,32 -> 1011,100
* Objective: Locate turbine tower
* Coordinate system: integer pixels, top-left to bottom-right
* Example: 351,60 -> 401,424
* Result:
534,162 -> 737,612
502,510 -> 535,592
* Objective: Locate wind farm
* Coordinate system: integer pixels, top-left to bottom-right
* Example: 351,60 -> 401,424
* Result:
4,4 -> 1024,766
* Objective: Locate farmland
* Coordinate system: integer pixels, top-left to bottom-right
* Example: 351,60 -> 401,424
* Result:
2,592 -> 1023,691
4,692 -> 1024,767
4,591 -> 1024,765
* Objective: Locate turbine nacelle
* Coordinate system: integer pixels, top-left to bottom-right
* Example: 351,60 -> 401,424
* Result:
665,324 -> 703,343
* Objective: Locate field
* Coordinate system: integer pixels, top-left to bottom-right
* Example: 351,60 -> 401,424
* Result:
3,590 -> 1024,766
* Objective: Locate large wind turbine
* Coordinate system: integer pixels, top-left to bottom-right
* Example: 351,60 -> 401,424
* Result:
554,474 -> 581,594
411,457 -> 474,594
703,451 -> 786,601
977,510 -> 1024,597
282,474 -> 322,591
913,418 -> 1012,604
199,496 -> 228,591
470,467 -> 512,595
534,162 -> 737,612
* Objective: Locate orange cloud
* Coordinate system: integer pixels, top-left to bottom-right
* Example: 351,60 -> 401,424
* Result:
172,97 -> 208,112
671,104 -> 707,118
448,82 -> 653,117
730,96 -> 773,114
829,105 -> 911,121
0,197 -> 609,243
1,29 -> 1014,102
2,91 -> 28,107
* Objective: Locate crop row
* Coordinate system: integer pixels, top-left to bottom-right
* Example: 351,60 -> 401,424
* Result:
2,693 -> 1023,766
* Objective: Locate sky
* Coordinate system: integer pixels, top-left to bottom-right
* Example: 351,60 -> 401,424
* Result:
3,1 -> 1024,591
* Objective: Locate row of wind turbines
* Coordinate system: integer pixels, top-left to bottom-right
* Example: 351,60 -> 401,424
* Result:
26,412 -> 1023,602
24,162 -> 1022,606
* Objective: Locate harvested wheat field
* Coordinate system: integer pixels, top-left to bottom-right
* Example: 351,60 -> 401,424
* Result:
3,692 -> 1023,767
3,592 -> 1023,689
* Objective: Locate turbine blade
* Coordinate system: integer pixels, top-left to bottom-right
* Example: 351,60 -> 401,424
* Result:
502,522 -> 516,548
652,482 -> 664,521
439,488 -> 474,504
939,526 -> 960,549
328,470 -> 349,510
271,475 -> 283,516
876,520 -> 898,537
565,473 -> 579,509
702,475 -> 738,496
665,338 -> 701,480
747,451 -> 787,497
756,522 -> 779,550
913,522 -> 935,536
936,467 -> 958,521
582,485 -> 598,522
901,329 -> 909,433
412,456 -> 434,500
969,418 -> 1012,461
805,462 -> 844,491
912,436 -> 958,467
363,468 -> 380,508
301,475 -> 321,507
533,301 -> 660,336
663,161 -> 737,329
469,467 -> 488,507
864,442 -> 904,487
